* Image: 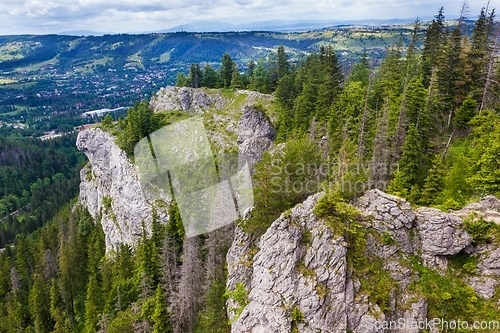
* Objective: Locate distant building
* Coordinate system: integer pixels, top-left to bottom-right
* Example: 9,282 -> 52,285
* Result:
81,106 -> 129,118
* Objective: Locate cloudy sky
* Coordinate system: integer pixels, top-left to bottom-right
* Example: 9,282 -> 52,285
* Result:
0,0 -> 493,35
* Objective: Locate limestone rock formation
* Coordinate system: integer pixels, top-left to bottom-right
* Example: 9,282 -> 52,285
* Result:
150,86 -> 229,114
238,105 -> 276,168
454,195 -> 500,224
77,87 -> 276,252
228,190 -> 500,332
77,128 -> 153,251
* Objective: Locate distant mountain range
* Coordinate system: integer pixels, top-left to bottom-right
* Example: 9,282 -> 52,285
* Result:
58,30 -> 109,36
162,18 -> 435,33
58,18 -> 436,36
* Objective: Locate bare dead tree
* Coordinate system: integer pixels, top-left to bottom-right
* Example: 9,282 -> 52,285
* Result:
172,236 -> 203,333
480,22 -> 500,111
43,249 -> 58,280
370,99 -> 391,189
10,267 -> 20,292
161,234 -> 180,299
204,225 -> 233,285
357,78 -> 372,158
458,1 -> 471,33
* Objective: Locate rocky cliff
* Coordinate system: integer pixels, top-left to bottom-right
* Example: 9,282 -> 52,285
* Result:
77,128 -> 154,251
77,87 -> 276,252
227,190 -> 500,333
76,86 -> 500,332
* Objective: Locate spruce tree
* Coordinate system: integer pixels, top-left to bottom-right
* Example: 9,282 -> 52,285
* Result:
420,155 -> 445,205
219,53 -> 234,88
201,64 -> 220,88
453,94 -> 477,129
188,64 -> 202,88
84,275 -> 100,333
152,285 -> 171,333
422,7 -> 446,87
277,45 -> 289,80
176,73 -> 188,87
387,124 -> 423,198
230,65 -> 243,89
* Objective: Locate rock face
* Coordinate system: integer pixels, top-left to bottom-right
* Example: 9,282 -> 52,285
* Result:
454,195 -> 500,224
416,208 -> 472,271
238,105 -> 276,168
150,86 -> 230,113
77,128 -> 153,251
231,194 -> 349,333
77,87 -> 277,252
228,192 -> 415,333
228,189 -> 500,332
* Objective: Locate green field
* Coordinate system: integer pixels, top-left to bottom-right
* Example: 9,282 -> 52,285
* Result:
0,82 -> 37,89
74,57 -> 113,73
159,51 -> 172,63
0,43 -> 24,61
0,79 -> 17,85
126,52 -> 145,69
15,57 -> 60,72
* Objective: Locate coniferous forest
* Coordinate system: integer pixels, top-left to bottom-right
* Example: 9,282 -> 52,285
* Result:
1,5 -> 500,333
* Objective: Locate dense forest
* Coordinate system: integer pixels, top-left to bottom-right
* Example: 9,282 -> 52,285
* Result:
0,134 -> 85,248
0,5 -> 499,333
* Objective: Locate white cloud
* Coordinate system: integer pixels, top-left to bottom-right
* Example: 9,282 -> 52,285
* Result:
0,0 -> 492,35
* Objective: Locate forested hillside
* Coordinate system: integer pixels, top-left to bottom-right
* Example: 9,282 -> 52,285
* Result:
0,5 -> 499,333
0,134 -> 85,248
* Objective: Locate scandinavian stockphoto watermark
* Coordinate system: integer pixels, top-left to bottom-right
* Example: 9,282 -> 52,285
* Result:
134,117 -> 254,238
267,158 -> 399,195
363,318 -> 500,331
134,117 -> 398,237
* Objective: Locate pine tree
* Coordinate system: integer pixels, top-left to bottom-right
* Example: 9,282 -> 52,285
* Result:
101,114 -> 114,129
468,110 -> 500,195
201,64 -> 219,88
249,58 -> 268,92
403,22 -> 423,84
247,60 -> 255,79
387,124 -> 423,198
438,26 -> 466,123
152,285 -> 171,333
219,53 -> 234,88
370,100 -> 391,190
422,7 -> 446,87
316,45 -> 343,117
453,94 -> 477,129
175,73 -> 188,87
276,45 -> 289,80
420,155 -> 445,205
188,64 -> 202,88
50,280 -> 70,333
84,275 -> 100,333
135,222 -> 161,292
293,54 -> 324,132
29,273 -> 53,333
230,65 -> 243,89
347,53 -> 370,86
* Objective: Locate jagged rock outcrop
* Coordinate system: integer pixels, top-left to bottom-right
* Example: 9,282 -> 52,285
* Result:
228,193 -> 400,333
77,87 -> 276,252
238,105 -> 276,168
228,194 -> 356,333
150,86 -> 230,113
454,195 -> 500,224
228,190 -> 500,332
77,128 -> 153,251
355,190 -> 416,254
416,208 -> 472,271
